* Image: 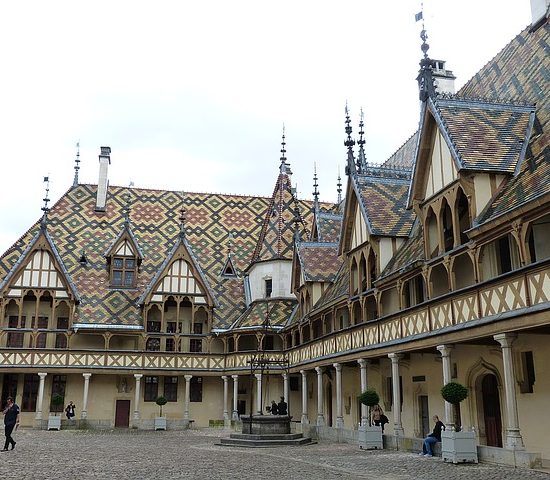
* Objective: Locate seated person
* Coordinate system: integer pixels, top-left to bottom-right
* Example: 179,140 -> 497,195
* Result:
421,415 -> 445,457
269,400 -> 278,415
277,396 -> 287,416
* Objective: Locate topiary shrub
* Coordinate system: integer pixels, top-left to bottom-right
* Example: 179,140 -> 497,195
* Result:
156,396 -> 168,417
358,389 -> 380,407
441,382 -> 468,430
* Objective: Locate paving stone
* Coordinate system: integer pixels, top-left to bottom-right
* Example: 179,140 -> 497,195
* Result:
0,428 -> 548,480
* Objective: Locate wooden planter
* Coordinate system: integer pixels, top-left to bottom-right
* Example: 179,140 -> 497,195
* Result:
154,417 -> 167,431
358,425 -> 383,450
441,429 -> 478,463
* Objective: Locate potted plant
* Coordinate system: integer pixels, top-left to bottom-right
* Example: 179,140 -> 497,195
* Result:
48,393 -> 64,430
440,382 -> 478,463
154,396 -> 168,430
357,389 -> 383,450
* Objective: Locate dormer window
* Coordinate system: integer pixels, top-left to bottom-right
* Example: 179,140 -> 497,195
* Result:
265,278 -> 273,298
111,255 -> 137,287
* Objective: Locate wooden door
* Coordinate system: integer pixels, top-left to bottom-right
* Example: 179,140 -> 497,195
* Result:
115,399 -> 131,428
482,374 -> 502,447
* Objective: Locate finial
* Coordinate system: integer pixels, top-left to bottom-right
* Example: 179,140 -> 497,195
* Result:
356,109 -> 367,174
72,141 -> 80,187
312,163 -> 319,208
41,176 -> 51,229
337,168 -> 342,204
179,192 -> 186,238
79,249 -> 88,267
415,2 -> 429,59
344,104 -> 356,176
123,190 -> 132,225
279,124 -> 292,175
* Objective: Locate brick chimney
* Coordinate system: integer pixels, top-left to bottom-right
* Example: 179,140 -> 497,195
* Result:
95,146 -> 111,212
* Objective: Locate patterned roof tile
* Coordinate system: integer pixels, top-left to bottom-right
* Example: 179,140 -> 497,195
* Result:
232,299 -> 298,329
297,242 -> 342,283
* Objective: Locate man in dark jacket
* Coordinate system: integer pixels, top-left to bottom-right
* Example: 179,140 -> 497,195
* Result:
421,415 -> 445,457
277,396 -> 288,416
2,396 -> 20,451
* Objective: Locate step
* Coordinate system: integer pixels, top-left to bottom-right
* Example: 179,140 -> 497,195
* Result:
219,436 -> 314,447
229,433 -> 304,441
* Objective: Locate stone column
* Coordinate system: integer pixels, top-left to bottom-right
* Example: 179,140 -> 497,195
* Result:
222,375 -> 229,425
436,345 -> 454,427
231,375 -> 239,421
494,333 -> 525,449
133,374 -> 143,421
81,373 -> 92,420
254,373 -> 262,414
35,372 -> 47,420
282,372 -> 289,407
300,370 -> 309,425
315,366 -> 325,426
388,353 -> 404,436
333,363 -> 344,428
357,359 -> 369,426
184,375 -> 192,420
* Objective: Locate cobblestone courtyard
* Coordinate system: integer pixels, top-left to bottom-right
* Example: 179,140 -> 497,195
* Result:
0,428 -> 548,480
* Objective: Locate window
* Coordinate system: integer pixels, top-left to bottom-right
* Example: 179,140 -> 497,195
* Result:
190,377 -> 202,402
7,316 -> 24,348
34,316 -> 48,348
166,338 -> 175,352
144,376 -> 159,402
146,338 -> 160,351
22,374 -> 39,412
520,351 -> 536,394
1,374 -> 18,409
164,377 -> 178,402
265,278 -> 273,298
111,256 -> 136,287
147,321 -> 161,333
263,335 -> 274,351
50,375 -> 66,413
290,376 -> 300,392
190,322 -> 203,352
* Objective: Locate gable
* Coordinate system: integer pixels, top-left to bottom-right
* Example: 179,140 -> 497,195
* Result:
115,240 -> 136,257
351,201 -> 369,250
425,128 -> 458,199
8,250 -> 67,295
152,259 -> 205,298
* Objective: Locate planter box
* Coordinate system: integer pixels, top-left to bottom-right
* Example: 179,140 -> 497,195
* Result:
154,417 -> 167,431
441,430 -> 478,464
48,415 -> 61,431
358,425 -> 383,450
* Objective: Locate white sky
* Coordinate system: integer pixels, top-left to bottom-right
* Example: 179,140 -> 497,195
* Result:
0,0 -> 532,255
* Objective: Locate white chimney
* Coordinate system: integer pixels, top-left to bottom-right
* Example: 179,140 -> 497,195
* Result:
432,60 -> 456,95
95,146 -> 111,212
531,0 -> 550,28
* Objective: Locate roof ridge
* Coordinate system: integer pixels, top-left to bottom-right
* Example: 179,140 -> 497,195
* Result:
436,92 -> 536,109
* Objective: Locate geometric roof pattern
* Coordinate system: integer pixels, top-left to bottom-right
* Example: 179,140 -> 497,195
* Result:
433,96 -> 535,173
296,242 -> 342,283
231,298 -> 298,329
314,210 -> 343,243
381,131 -> 418,170
0,184 -> 317,329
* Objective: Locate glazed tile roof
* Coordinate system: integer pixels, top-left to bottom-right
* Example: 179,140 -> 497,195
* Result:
296,242 -> 342,283
379,220 -> 425,280
433,97 -> 535,173
381,132 -> 418,170
460,21 -> 550,225
231,298 -> 298,329
0,185 -> 317,329
315,210 -> 343,243
354,174 -> 415,237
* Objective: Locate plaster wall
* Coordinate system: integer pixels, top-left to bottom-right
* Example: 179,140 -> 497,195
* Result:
248,261 -> 293,301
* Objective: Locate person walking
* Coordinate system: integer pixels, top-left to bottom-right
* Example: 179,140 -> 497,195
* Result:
421,415 -> 445,457
2,396 -> 20,451
65,401 -> 76,420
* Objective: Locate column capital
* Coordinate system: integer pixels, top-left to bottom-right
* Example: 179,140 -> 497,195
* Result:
333,362 -> 342,372
281,372 -> 288,379
221,375 -> 228,381
300,369 -> 307,376
231,374 -> 239,380
494,332 -> 517,348
315,366 -> 324,375
38,372 -> 48,378
133,373 -> 143,380
82,373 -> 92,379
254,373 -> 262,380
388,353 -> 403,363
357,358 -> 369,368
436,344 -> 454,357
184,374 -> 193,381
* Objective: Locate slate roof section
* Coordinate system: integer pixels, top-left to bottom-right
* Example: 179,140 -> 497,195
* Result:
354,174 -> 415,237
296,242 -> 341,283
231,298 -> 298,329
0,185 -> 318,329
433,97 -> 535,173
316,211 -> 343,243
381,132 -> 418,170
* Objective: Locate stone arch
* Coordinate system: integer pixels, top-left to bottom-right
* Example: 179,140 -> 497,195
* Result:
425,206 -> 439,259
465,357 -> 504,446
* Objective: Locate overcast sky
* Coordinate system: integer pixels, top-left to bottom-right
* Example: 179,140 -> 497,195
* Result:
0,0 -> 532,255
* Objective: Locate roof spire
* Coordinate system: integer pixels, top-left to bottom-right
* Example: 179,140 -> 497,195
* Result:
356,108 -> 367,174
337,167 -> 342,204
279,124 -> 292,175
344,103 -> 356,176
72,141 -> 80,187
123,190 -> 132,226
41,176 -> 51,229
178,191 -> 186,238
312,163 -> 319,210
415,3 -> 437,102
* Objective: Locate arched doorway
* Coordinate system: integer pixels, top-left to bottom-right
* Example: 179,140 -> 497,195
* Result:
481,374 -> 503,447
